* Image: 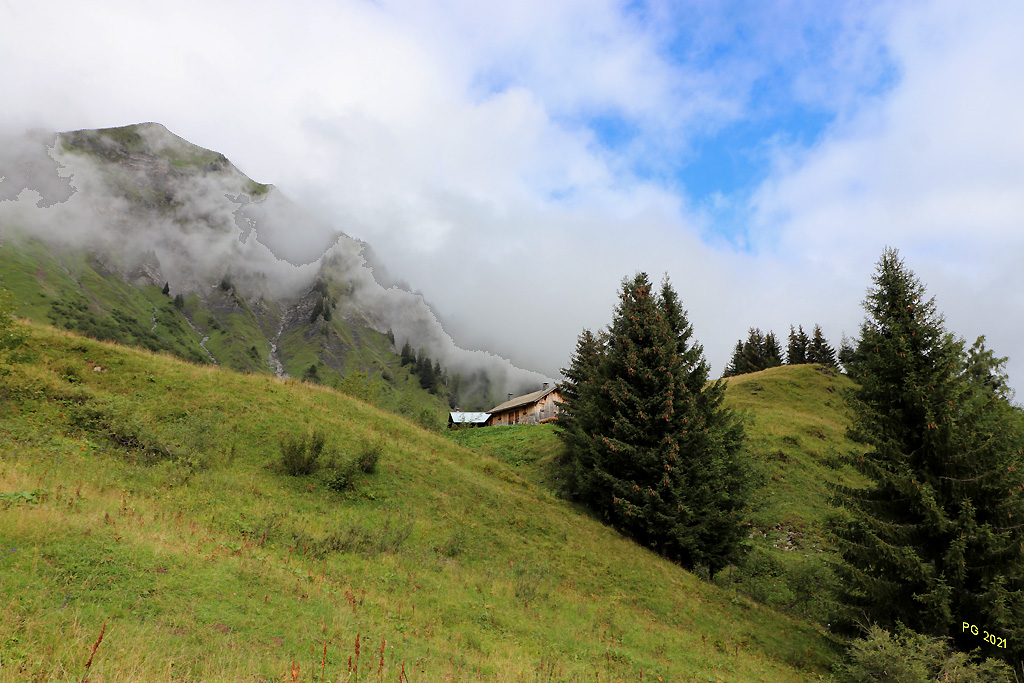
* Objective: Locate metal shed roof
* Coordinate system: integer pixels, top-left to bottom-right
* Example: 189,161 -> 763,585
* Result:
449,412 -> 491,424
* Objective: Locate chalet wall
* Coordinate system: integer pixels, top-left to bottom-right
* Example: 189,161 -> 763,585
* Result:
488,390 -> 561,426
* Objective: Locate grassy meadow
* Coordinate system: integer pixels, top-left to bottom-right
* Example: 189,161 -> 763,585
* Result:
0,322 -> 855,681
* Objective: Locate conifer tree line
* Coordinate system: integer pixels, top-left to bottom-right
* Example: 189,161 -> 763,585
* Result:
830,247 -> 1024,670
557,273 -> 752,572
399,340 -> 460,407
723,323 -> 837,376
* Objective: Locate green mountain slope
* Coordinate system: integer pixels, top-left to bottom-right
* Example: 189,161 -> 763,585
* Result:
0,122 -> 536,415
0,233 -> 453,427
0,123 -> 398,381
453,364 -> 869,625
0,322 -> 839,682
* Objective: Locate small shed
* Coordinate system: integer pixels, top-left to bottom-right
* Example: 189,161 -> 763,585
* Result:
448,412 -> 491,429
486,384 -> 561,426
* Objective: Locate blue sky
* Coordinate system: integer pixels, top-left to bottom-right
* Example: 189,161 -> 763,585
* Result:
2,0 -> 1024,387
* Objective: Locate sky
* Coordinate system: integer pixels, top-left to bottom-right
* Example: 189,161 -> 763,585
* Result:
2,0 -> 1023,389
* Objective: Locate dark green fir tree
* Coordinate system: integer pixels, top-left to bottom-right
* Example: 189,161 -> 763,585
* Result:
787,325 -> 809,365
432,360 -> 443,394
763,331 -> 784,368
723,340 -> 746,377
416,351 -> 435,391
555,328 -> 607,495
558,273 -> 749,572
400,340 -> 414,366
739,327 -> 767,374
838,332 -> 862,376
659,277 -> 750,569
829,248 -> 1024,666
808,324 -> 836,367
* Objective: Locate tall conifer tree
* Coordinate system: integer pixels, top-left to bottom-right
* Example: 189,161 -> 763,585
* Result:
556,328 -> 607,496
723,340 -> 746,377
739,328 -> 766,374
763,331 -> 784,368
808,324 -> 837,367
558,273 -> 749,571
400,341 -> 414,366
829,248 -> 1024,664
660,278 -> 749,567
787,325 -> 809,365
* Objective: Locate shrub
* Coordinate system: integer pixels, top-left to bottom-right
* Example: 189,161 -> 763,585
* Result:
57,362 -> 82,384
66,395 -> 179,463
303,363 -> 321,384
0,287 -> 27,375
415,408 -> 442,432
437,527 -> 468,558
279,429 -> 327,476
835,624 -> 1014,683
511,561 -> 550,604
357,438 -> 383,473
320,456 -> 358,491
297,514 -> 414,557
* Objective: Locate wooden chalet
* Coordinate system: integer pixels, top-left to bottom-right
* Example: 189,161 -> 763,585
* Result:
486,384 -> 561,426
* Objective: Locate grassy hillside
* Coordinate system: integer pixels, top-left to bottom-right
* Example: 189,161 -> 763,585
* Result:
711,366 -> 866,624
0,321 -> 840,682
0,234 -> 454,429
452,365 -> 868,626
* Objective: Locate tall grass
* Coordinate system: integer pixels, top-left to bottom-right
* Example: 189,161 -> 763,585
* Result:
0,323 -> 841,681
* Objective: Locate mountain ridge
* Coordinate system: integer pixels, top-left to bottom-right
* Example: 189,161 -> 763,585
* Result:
0,122 -> 550,412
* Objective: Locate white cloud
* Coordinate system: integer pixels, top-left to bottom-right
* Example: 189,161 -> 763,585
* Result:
750,0 -> 1024,382
1,1 -> 1022,388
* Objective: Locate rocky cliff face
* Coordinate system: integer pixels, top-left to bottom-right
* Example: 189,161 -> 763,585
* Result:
0,122 -> 549,403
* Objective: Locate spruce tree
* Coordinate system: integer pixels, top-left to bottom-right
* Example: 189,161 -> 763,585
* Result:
763,331 -> 784,368
556,328 -> 607,495
432,361 -> 443,394
416,352 -> 435,391
965,335 -> 1012,400
400,341 -> 414,366
787,325 -> 809,365
808,324 -> 836,367
660,278 -> 749,568
838,333 -> 862,376
723,340 -> 745,377
309,297 -> 324,323
558,273 -> 749,571
829,248 -> 1024,664
739,328 -> 766,374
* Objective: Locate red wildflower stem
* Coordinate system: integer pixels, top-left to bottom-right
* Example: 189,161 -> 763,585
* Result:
81,619 -> 107,683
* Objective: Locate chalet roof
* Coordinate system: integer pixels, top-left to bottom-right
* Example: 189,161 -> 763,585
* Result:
449,412 -> 491,424
486,385 -> 559,414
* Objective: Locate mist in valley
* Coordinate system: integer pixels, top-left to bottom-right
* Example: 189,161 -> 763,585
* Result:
0,124 -> 551,405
